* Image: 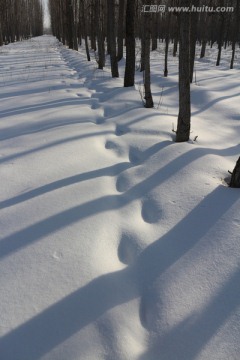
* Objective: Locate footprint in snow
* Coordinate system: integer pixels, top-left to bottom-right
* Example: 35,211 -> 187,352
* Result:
91,102 -> 100,110
115,124 -> 129,137
95,117 -> 104,125
139,290 -> 160,331
105,140 -> 125,157
128,146 -> 143,164
118,231 -> 143,265
115,173 -> 131,193
141,198 -> 162,224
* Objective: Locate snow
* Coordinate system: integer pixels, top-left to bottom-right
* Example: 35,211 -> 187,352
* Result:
0,35 -> 240,360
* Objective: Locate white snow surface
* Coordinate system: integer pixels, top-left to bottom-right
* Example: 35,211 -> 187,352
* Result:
0,36 -> 240,360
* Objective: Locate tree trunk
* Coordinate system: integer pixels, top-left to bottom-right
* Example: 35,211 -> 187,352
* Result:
140,13 -> 145,72
117,0 -> 125,61
143,0 -> 153,108
216,13 -> 225,66
200,40 -> 206,58
189,0 -> 199,83
140,32 -> 145,72
151,12 -> 158,51
230,0 -> 240,69
80,0 -> 90,61
66,0 -> 73,49
173,33 -> 178,57
224,13 -> 231,49
107,0 -> 119,77
124,0 -> 135,87
164,13 -> 171,77
176,1 -> 191,143
229,157 -> 240,188
96,0 -> 105,69
0,21 -> 3,46
66,0 -> 77,50
90,0 -> 96,50
106,0 -> 111,55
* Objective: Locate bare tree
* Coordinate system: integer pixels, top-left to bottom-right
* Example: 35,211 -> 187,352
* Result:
124,0 -> 135,87
140,12 -> 145,72
176,0 -> 191,142
200,12 -> 210,59
107,0 -> 119,77
80,0 -> 90,61
189,0 -> 199,83
143,0 -> 153,108
151,11 -> 158,51
216,0 -> 225,66
66,0 -> 78,50
117,0 -> 125,61
90,0 -> 97,50
96,0 -> 105,69
229,157 -> 240,188
230,0 -> 240,69
164,12 -> 171,77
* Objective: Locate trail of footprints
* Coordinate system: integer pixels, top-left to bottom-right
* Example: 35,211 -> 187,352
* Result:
104,123 -> 162,280
62,50 -> 161,331
104,120 -> 160,332
59,43 -> 155,334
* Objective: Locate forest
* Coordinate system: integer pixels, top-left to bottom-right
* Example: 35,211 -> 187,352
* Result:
49,0 -> 240,181
1,0 -> 239,183
0,0 -> 44,43
0,1 -> 240,359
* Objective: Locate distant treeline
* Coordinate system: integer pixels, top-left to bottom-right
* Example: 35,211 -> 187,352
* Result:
0,0 -> 44,45
49,0 -> 239,59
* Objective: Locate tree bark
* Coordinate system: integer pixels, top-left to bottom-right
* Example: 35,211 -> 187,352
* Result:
107,0 -> 119,77
143,0 -> 153,108
90,0 -> 96,51
124,0 -> 135,87
80,0 -> 90,61
230,0 -> 240,69
229,157 -> 240,188
173,33 -> 178,57
96,0 -> 105,69
140,13 -> 145,72
176,1 -> 191,143
140,32 -> 145,72
117,0 -> 125,61
0,21 -> 3,46
200,13 -> 208,59
151,12 -> 158,51
216,8 -> 225,66
164,13 -> 171,77
66,0 -> 77,50
189,0 -> 199,83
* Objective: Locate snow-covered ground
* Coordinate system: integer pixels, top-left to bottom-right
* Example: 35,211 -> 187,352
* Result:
0,35 -> 240,360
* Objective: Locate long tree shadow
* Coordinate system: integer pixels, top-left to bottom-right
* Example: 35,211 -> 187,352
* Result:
1,140 -> 240,210
0,162 -> 131,209
139,267 -> 240,360
0,140 -> 171,209
1,143 -> 240,260
0,130 -> 113,165
192,92 -> 240,116
0,187 -> 239,359
0,81 -> 89,100
0,100 -> 101,141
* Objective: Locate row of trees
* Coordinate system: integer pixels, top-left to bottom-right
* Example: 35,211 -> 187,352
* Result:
0,0 -> 44,45
48,0 -> 240,185
3,0 -> 237,184
49,0 -> 239,138
49,0 -> 240,70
